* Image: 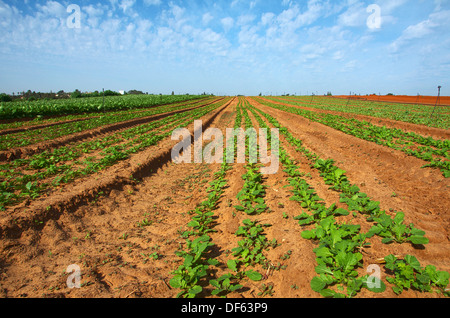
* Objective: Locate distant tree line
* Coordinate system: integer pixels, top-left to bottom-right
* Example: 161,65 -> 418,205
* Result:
1,89 -> 213,102
70,89 -> 121,99
0,89 -> 150,102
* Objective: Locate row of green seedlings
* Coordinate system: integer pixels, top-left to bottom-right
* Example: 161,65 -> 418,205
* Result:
0,96 -> 218,151
169,158 -> 232,298
234,98 -> 269,216
209,99 -> 274,297
177,100 -> 276,297
0,101 -> 227,211
226,100 -> 279,296
264,97 -> 450,164
0,96 -> 214,132
254,98 -> 450,178
0,102 -> 219,206
248,103 -> 450,297
270,95 -> 450,131
169,100 -> 261,298
248,103 -> 431,245
246,103 -> 376,297
0,93 -> 209,121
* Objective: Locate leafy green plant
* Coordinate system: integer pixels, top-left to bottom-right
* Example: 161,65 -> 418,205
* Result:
170,235 -> 218,298
210,273 -> 243,297
234,164 -> 268,215
137,218 -> 152,228
232,219 -> 275,268
384,254 -> 450,296
367,211 -> 429,245
258,283 -> 274,297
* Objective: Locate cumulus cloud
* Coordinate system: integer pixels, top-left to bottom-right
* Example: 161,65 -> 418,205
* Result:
202,12 -> 213,25
221,16 -> 234,31
390,9 -> 450,52
144,0 -> 161,5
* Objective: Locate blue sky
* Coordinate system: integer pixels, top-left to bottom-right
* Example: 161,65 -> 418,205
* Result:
0,0 -> 449,96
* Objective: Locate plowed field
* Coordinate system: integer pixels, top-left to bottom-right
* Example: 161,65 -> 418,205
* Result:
0,96 -> 449,299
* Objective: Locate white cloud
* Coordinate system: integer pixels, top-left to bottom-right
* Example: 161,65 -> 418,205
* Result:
1,0 -> 448,95
237,14 -> 256,26
281,0 -> 293,7
143,0 -> 161,5
221,17 -> 234,31
202,12 -> 213,25
119,0 -> 135,13
83,4 -> 108,28
36,1 -> 66,17
261,12 -> 275,25
337,2 -> 366,27
377,0 -> 409,14
390,10 -> 450,52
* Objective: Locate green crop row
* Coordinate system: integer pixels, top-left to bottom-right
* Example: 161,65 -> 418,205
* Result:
0,97 -> 218,151
170,152 -> 234,298
230,100 -> 277,273
249,103 -> 430,245
234,100 -> 269,216
0,100 -> 228,211
0,94 -> 207,120
254,98 -> 450,178
270,96 -> 450,129
170,99 -> 264,298
246,102 -> 379,297
246,102 -> 449,297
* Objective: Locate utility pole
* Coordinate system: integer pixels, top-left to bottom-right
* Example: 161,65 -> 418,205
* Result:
429,86 -> 442,124
346,91 -> 352,107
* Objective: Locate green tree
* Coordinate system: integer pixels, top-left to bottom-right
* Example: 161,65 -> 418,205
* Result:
0,93 -> 12,102
71,89 -> 82,99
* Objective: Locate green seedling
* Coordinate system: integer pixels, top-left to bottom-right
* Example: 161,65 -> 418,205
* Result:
384,254 -> 450,296
137,218 -> 152,228
367,211 -> 429,245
